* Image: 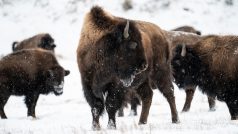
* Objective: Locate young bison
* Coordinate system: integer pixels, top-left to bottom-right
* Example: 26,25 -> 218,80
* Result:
174,35 -> 238,120
171,26 -> 216,112
12,33 -> 56,52
77,6 -> 180,130
0,49 -> 70,119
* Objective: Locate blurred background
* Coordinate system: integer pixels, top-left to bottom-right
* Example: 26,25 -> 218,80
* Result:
0,0 -> 238,133
0,0 -> 237,58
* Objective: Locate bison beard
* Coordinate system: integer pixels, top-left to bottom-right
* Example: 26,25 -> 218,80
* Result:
174,35 -> 238,120
77,6 -> 179,130
0,49 -> 70,119
12,33 -> 56,52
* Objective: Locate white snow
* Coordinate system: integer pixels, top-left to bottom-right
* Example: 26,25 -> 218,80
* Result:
1,0 -> 238,133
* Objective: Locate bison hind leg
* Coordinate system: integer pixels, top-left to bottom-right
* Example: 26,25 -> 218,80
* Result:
226,100 -> 238,120
0,87 -> 10,119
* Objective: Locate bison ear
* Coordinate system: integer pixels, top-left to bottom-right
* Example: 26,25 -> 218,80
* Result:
196,31 -> 201,35
65,70 -> 70,76
51,44 -> 56,48
12,41 -> 19,51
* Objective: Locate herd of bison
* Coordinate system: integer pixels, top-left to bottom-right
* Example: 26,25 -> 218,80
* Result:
1,6 -> 238,130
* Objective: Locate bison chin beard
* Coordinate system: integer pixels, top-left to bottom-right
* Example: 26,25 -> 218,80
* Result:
52,82 -> 64,96
120,75 -> 135,87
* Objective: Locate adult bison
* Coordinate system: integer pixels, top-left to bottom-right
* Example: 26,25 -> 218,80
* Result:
171,26 -> 216,112
173,35 -> 238,120
12,33 -> 56,52
77,6 -> 179,129
119,25 -> 211,115
0,49 -> 70,119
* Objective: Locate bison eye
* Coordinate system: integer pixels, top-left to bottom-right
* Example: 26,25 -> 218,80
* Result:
129,42 -> 137,50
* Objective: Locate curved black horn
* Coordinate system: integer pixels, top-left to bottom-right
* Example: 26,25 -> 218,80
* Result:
124,20 -> 129,38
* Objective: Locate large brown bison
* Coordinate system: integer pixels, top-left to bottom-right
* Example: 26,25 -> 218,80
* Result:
173,35 -> 238,120
77,6 -> 180,129
171,26 -> 216,112
0,49 -> 70,119
12,33 -> 56,52
119,25 -> 212,115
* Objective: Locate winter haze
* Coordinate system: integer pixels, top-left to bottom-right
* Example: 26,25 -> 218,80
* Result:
0,0 -> 238,133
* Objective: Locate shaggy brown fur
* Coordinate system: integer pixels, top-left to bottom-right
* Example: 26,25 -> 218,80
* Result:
0,49 -> 70,119
174,35 -> 238,120
170,26 -> 216,112
77,6 -> 179,130
12,33 -> 56,52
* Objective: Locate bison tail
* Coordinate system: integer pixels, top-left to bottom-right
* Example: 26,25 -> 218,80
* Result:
12,41 -> 19,51
89,6 -> 114,29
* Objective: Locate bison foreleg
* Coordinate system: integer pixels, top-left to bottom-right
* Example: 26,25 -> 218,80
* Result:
25,93 -> 39,118
137,82 -> 153,124
182,89 -> 195,112
130,97 -> 140,116
208,96 -> 216,111
0,95 -> 10,119
105,86 -> 124,129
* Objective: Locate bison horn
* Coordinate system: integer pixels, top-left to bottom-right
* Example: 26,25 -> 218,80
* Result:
124,20 -> 130,38
181,44 -> 186,57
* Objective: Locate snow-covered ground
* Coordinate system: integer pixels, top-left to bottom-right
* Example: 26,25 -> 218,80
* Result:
0,0 -> 238,133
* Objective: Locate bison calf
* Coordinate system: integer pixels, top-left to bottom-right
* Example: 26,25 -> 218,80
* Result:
0,49 -> 70,119
12,33 -> 56,52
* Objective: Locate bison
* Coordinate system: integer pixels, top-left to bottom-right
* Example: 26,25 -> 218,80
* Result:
0,49 -> 70,119
171,26 -> 216,112
12,33 -> 56,52
77,6 -> 180,129
119,25 -> 211,115
173,35 -> 238,120
171,25 -> 201,35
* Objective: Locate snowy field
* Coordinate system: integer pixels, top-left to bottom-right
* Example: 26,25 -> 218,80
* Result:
0,0 -> 238,133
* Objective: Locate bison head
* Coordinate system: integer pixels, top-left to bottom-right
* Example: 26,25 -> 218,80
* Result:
96,20 -> 148,87
172,45 -> 201,89
39,34 -> 56,51
45,66 -> 70,95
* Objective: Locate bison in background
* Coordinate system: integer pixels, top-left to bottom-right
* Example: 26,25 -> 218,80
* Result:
77,6 -> 180,129
12,33 -> 56,52
0,49 -> 70,119
171,26 -> 216,112
172,25 -> 201,35
118,25 -> 208,117
173,35 -> 238,120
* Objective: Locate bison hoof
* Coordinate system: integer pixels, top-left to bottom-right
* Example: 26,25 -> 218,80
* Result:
129,110 -> 137,116
92,124 -> 101,131
209,107 -> 216,112
138,121 -> 147,125
1,116 -> 7,119
107,120 -> 116,129
172,118 -> 180,124
231,116 -> 238,120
